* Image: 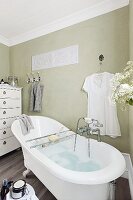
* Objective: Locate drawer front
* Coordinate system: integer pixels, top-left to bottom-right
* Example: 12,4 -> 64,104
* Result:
0,136 -> 20,156
0,118 -> 16,129
0,89 -> 21,99
0,108 -> 21,118
0,128 -> 13,139
0,98 -> 21,108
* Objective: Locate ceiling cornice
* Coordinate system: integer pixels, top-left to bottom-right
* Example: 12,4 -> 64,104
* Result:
0,0 -> 129,47
0,34 -> 10,46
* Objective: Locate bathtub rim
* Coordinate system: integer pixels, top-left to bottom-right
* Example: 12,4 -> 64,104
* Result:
11,116 -> 126,185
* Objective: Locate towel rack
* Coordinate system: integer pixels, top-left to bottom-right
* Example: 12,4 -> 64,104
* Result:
27,72 -> 41,84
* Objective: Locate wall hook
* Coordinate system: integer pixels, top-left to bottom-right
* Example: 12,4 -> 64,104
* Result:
31,73 -> 35,82
99,54 -> 104,65
26,73 -> 30,84
37,72 -> 41,81
26,72 -> 41,84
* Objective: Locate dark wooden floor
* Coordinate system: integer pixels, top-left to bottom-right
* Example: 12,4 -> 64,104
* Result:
0,150 -> 56,200
0,149 -> 131,200
115,176 -> 131,200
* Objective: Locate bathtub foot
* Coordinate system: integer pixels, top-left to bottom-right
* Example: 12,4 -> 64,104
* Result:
23,169 -> 30,178
109,180 -> 116,200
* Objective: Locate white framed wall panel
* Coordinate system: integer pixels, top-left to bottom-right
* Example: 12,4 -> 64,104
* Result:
32,45 -> 78,71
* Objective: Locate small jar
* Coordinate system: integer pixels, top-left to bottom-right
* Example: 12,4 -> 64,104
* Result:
11,180 -> 26,199
8,76 -> 18,87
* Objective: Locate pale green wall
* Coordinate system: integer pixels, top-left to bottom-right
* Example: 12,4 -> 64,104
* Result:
130,0 -> 133,58
0,43 -> 10,81
129,0 -> 133,161
10,7 -> 129,153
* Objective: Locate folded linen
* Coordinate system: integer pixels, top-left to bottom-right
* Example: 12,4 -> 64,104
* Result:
17,114 -> 34,135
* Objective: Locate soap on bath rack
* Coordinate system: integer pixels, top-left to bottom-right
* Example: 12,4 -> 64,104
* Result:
48,135 -> 59,142
29,131 -> 75,149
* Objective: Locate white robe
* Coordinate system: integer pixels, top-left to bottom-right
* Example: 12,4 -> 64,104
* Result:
83,72 -> 121,137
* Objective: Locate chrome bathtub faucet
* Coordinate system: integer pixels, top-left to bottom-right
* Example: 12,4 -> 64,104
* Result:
74,117 -> 103,154
77,126 -> 91,135
75,117 -> 103,142
90,119 -> 103,142
90,128 -> 101,142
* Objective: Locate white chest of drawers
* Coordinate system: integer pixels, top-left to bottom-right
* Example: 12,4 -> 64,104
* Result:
0,85 -> 21,156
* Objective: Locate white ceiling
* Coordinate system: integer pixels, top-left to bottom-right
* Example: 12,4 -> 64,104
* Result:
0,0 -> 129,46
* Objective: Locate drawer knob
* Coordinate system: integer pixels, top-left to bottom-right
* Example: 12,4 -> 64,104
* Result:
3,131 -> 6,134
3,121 -> 6,125
3,111 -> 6,114
3,91 -> 6,94
3,101 -> 6,105
3,141 -> 6,145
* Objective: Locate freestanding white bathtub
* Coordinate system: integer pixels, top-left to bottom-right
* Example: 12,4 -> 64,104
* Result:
11,116 -> 126,200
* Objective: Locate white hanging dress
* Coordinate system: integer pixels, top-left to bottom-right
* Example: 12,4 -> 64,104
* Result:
83,72 -> 121,137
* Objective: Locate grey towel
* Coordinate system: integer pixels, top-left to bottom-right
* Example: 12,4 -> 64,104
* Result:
17,114 -> 34,135
34,83 -> 44,112
29,82 -> 44,112
29,83 -> 35,112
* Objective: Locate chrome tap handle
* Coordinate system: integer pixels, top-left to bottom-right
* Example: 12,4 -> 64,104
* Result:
92,120 -> 103,128
77,126 -> 89,135
84,118 -> 93,125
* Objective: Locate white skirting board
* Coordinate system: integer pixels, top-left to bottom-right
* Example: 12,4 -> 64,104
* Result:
122,153 -> 133,200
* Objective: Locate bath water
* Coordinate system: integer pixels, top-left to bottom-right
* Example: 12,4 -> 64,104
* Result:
39,143 -> 101,172
49,151 -> 101,172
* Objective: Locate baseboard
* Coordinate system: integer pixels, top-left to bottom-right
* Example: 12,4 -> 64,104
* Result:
122,153 -> 133,200
121,169 -> 128,179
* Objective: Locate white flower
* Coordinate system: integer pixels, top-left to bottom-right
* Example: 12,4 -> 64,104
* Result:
120,84 -> 133,92
111,61 -> 133,108
127,61 -> 133,65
